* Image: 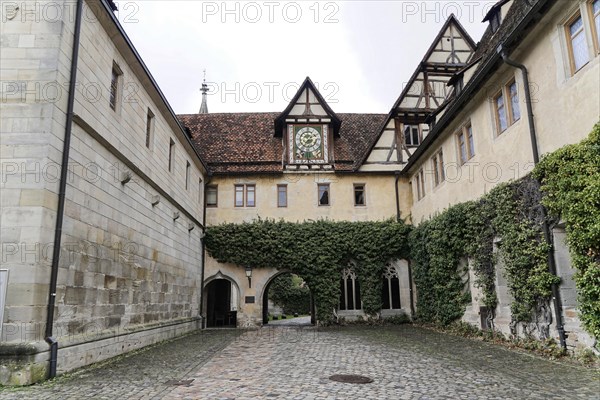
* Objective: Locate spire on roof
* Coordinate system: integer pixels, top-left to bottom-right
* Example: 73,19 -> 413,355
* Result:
199,69 -> 209,114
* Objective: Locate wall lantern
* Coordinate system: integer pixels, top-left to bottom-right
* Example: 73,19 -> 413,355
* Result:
245,266 -> 253,288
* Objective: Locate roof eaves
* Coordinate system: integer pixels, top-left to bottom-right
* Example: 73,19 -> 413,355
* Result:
97,1 -> 209,174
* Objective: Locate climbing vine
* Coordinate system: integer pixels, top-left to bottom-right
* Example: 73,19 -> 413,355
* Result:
409,202 -> 478,325
534,122 -> 600,338
205,219 -> 411,324
410,177 -> 558,327
204,124 -> 599,339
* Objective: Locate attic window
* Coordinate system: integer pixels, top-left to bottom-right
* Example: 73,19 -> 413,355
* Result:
404,125 -> 421,147
490,11 -> 501,33
454,76 -> 464,95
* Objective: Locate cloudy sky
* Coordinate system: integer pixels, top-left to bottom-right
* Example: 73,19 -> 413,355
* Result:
119,1 -> 493,114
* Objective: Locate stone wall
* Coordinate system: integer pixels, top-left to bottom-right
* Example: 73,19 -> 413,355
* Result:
0,0 -> 206,385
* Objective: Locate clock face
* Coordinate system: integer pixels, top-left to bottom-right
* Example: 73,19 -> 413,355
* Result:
295,127 -> 322,153
288,124 -> 328,164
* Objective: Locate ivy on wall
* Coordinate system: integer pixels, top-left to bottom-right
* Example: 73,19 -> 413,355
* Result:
410,124 -> 600,336
534,122 -> 600,338
205,219 -> 411,324
409,202 -> 476,325
204,124 -> 599,339
410,177 -> 559,327
410,177 -> 558,325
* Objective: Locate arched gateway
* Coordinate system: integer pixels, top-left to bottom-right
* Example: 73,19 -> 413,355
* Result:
260,271 -> 316,325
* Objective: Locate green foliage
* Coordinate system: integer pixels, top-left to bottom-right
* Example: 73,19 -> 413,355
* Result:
534,122 -> 600,338
268,274 -> 311,315
204,124 -> 599,338
205,219 -> 412,324
409,203 -> 476,325
410,177 -> 558,326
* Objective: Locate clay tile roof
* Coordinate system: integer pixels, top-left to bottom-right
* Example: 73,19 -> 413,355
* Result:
178,112 -> 387,174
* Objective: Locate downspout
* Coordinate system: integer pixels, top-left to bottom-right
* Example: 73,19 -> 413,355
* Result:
199,173 -> 211,329
45,0 -> 84,378
394,171 -> 401,222
498,45 -> 567,350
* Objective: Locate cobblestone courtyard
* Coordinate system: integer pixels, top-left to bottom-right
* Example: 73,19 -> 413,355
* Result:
1,326 -> 598,400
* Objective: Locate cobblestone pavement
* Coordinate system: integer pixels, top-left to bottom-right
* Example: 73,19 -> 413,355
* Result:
1,326 -> 598,400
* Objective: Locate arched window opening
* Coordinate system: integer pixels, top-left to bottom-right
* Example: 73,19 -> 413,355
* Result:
382,263 -> 401,310
340,267 -> 361,311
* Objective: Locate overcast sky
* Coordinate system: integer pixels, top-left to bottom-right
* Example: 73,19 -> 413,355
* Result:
119,1 -> 493,114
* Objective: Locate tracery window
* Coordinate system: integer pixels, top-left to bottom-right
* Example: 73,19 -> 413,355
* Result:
339,267 -> 361,311
382,264 -> 401,310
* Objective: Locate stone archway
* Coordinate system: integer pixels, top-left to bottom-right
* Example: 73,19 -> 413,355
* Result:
204,272 -> 241,328
260,271 -> 316,325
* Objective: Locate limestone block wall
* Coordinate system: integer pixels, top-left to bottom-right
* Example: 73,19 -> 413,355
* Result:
1,0 -> 206,385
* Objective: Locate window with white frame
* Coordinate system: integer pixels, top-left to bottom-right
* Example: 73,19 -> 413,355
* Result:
404,125 -> 421,147
206,185 -> 218,207
277,184 -> 287,208
457,124 -> 475,164
318,183 -> 330,206
339,267 -> 361,311
592,0 -> 600,52
235,184 -> 256,207
354,184 -> 366,206
415,168 -> 426,201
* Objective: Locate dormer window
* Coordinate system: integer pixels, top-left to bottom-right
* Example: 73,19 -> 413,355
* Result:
483,0 -> 510,34
490,11 -> 501,33
454,75 -> 464,95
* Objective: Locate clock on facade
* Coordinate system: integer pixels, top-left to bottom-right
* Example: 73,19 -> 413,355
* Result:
289,125 -> 327,163
295,127 -> 322,153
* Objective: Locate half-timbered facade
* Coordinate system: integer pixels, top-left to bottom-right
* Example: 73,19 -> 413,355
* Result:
359,16 -> 476,172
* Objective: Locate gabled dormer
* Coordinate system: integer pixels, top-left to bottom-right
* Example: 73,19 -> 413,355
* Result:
275,77 -> 341,168
483,0 -> 513,34
395,14 -> 476,115
358,15 -> 476,172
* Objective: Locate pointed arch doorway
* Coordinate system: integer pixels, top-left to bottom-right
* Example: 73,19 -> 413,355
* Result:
204,275 -> 240,328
